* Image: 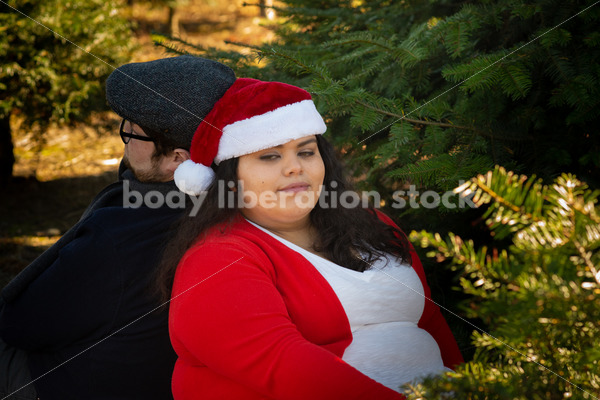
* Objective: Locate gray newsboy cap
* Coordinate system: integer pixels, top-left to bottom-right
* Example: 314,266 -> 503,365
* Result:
106,55 -> 236,150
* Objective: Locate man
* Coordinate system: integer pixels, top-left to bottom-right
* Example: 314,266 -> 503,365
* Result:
0,55 -> 236,399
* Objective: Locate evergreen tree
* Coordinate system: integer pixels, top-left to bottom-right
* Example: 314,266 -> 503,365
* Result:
153,2 -> 600,394
0,0 -> 134,183
409,166 -> 600,399
156,0 -> 600,198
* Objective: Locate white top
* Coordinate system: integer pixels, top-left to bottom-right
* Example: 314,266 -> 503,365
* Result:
248,221 -> 449,392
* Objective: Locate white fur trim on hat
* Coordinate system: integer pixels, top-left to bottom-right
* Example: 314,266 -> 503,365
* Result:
174,159 -> 216,195
214,99 -> 327,164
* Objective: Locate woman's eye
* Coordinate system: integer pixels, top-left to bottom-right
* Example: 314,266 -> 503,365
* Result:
299,150 -> 315,157
259,154 -> 280,161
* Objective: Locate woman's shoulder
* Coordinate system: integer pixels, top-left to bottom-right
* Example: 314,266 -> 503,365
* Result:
173,218 -> 283,286
369,208 -> 400,229
180,218 -> 275,263
368,209 -> 419,259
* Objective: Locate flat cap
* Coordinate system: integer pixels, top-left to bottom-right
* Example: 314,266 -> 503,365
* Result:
106,55 -> 236,150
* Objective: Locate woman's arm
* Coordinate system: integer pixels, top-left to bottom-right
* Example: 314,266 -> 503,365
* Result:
169,243 -> 405,400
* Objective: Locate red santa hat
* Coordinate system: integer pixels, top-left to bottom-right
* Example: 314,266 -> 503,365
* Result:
174,78 -> 327,195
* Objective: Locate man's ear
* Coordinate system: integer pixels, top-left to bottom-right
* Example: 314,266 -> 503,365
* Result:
163,148 -> 191,175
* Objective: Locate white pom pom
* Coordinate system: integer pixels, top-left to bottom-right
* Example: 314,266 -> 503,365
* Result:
174,160 -> 216,195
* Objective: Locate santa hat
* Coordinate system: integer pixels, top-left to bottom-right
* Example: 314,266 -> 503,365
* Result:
174,78 -> 327,195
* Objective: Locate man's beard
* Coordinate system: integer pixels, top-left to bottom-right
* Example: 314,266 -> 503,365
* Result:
122,155 -> 170,183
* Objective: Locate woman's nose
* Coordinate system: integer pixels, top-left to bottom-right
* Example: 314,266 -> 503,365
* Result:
283,156 -> 302,175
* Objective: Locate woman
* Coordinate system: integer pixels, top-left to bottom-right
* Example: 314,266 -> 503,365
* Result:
157,78 -> 463,400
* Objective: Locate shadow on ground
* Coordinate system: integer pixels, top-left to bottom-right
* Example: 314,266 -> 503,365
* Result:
0,171 -> 117,288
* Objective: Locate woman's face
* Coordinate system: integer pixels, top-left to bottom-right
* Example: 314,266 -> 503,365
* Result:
236,135 -> 325,232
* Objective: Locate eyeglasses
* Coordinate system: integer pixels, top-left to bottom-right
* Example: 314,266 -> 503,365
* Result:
119,119 -> 155,144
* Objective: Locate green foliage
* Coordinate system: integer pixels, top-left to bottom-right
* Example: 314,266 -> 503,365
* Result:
153,3 -> 600,395
154,3 -> 600,395
0,0 -> 134,128
409,166 -> 600,399
155,0 -> 600,197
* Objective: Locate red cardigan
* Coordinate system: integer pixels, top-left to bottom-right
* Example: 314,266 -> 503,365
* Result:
169,216 -> 463,400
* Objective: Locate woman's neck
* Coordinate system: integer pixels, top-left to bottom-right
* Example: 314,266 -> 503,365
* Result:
253,220 -> 326,258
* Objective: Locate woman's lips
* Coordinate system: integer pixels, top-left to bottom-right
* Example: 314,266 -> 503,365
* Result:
278,183 -> 310,193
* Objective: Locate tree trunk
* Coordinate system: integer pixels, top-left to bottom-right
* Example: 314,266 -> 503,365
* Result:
259,0 -> 275,19
259,0 -> 267,17
0,115 -> 15,186
168,5 -> 182,37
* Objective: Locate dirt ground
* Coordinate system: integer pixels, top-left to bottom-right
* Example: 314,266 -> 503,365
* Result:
0,0 -> 274,287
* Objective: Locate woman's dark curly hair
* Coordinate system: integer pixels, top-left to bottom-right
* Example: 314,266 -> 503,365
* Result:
155,135 -> 412,302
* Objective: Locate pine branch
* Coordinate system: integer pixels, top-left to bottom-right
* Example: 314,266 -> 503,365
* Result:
254,47 -> 331,80
551,175 -> 600,224
456,167 -> 541,218
474,177 -> 523,215
544,48 -> 570,83
573,239 -> 600,285
499,63 -> 532,100
355,99 -> 476,131
324,37 -> 395,52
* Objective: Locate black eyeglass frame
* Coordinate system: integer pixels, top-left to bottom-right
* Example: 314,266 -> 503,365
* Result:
119,119 -> 155,144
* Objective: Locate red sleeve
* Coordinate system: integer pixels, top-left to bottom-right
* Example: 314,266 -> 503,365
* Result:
373,210 -> 464,369
169,243 -> 405,400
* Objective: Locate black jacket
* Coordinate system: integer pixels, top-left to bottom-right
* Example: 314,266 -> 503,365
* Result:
0,173 -> 185,399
